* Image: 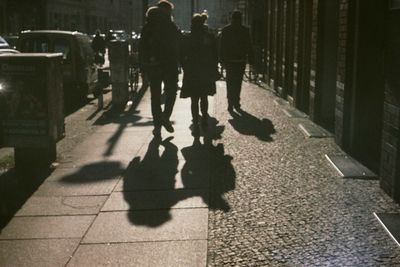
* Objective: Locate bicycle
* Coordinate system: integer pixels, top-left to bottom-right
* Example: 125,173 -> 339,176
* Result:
243,65 -> 263,86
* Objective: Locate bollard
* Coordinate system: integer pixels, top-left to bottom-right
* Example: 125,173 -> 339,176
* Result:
108,40 -> 129,111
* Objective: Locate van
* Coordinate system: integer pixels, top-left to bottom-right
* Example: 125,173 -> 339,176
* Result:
17,30 -> 99,105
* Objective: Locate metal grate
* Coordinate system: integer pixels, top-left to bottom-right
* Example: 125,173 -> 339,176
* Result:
325,154 -> 377,179
374,213 -> 400,247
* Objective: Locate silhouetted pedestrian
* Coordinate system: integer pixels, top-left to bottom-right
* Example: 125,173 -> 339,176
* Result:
139,1 -> 181,138
180,13 -> 219,137
219,10 -> 254,112
92,30 -> 106,65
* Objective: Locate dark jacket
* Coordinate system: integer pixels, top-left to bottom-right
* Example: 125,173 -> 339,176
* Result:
180,28 -> 218,98
219,23 -> 254,64
92,35 -> 106,54
139,13 -> 181,75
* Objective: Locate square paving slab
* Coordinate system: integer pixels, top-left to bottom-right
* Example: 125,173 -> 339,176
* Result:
65,131 -> 147,166
34,178 -> 120,197
47,160 -> 125,182
0,239 -> 80,267
68,240 -> 207,267
0,215 -> 94,239
16,195 -> 107,216
101,190 -> 208,211
83,209 -> 208,243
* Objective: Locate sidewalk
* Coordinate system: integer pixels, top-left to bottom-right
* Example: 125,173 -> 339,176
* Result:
1,80 -> 400,266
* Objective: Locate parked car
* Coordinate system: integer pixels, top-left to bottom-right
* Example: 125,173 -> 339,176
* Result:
3,35 -> 19,49
0,49 -> 20,55
111,30 -> 129,41
17,30 -> 99,105
0,36 -> 10,49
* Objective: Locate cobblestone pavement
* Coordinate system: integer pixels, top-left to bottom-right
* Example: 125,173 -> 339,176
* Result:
207,81 -> 400,266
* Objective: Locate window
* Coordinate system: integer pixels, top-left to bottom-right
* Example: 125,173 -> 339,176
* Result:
54,38 -> 71,62
21,37 -> 49,53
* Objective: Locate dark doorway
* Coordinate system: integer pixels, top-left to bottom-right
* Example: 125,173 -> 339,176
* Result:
346,0 -> 385,173
315,0 -> 339,132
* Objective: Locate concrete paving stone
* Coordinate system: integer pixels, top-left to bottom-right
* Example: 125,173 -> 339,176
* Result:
64,131 -> 148,165
0,239 -> 80,267
46,160 -> 125,181
93,111 -> 155,133
16,195 -> 108,216
68,240 -> 207,267
0,215 -> 94,239
98,122 -> 154,133
33,178 -> 120,197
114,159 -> 210,191
101,190 -> 208,211
82,209 -> 208,243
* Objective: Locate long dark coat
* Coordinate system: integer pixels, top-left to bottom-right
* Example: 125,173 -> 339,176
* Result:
180,28 -> 219,98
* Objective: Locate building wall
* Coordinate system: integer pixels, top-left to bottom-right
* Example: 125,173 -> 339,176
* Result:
381,5 -> 400,202
334,0 -> 352,147
308,0 -> 318,120
0,1 -> 6,34
259,0 -> 400,203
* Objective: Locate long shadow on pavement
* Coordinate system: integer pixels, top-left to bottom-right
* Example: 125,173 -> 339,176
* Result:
228,109 -> 276,141
123,137 -> 180,227
181,142 -> 235,212
92,86 -> 150,157
60,161 -> 125,184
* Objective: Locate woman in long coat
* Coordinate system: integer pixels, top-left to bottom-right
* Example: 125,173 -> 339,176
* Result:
180,13 -> 219,136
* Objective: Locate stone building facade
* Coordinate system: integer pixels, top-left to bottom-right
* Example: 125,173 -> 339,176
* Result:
254,0 -> 400,203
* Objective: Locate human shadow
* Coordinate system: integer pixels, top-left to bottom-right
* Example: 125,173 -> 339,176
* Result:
189,116 -> 225,147
123,137 -> 181,227
60,161 -> 125,184
228,109 -> 276,141
181,142 -> 235,212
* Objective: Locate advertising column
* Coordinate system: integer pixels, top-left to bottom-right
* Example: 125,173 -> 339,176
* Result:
109,40 -> 129,110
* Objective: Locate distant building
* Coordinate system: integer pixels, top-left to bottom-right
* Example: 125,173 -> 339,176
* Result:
147,0 -> 237,31
2,0 -> 245,35
2,0 -> 144,35
0,1 -> 6,34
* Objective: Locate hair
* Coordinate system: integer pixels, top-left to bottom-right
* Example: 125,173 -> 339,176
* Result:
200,12 -> 208,24
157,0 -> 174,10
231,10 -> 242,24
191,13 -> 205,32
146,6 -> 163,23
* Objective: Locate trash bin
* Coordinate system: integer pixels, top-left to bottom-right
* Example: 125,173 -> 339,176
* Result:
0,53 -> 65,169
108,40 -> 129,110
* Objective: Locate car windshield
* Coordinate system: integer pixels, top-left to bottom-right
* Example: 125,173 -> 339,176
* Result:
0,36 -> 10,48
